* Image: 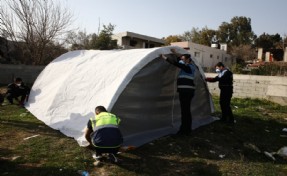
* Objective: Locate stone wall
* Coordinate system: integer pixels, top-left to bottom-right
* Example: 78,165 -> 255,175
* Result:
0,64 -> 44,85
205,73 -> 287,105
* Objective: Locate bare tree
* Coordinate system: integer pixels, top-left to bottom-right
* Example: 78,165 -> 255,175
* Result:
229,44 -> 257,63
65,30 -> 92,50
0,0 -> 73,65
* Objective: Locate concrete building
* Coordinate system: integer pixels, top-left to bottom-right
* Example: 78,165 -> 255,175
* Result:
257,47 -> 287,62
112,31 -> 165,49
257,48 -> 263,61
171,41 -> 235,69
265,52 -> 274,62
284,47 -> 287,62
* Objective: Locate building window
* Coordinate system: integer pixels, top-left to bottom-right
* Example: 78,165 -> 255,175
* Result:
149,44 -> 155,48
194,52 -> 200,58
225,57 -> 228,62
217,56 -> 219,59
130,40 -> 137,47
210,54 -> 213,58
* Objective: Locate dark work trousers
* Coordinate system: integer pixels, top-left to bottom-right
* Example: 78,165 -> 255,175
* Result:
6,91 -> 26,104
178,90 -> 195,134
94,147 -> 120,156
91,128 -> 122,156
0,94 -> 4,104
219,88 -> 234,123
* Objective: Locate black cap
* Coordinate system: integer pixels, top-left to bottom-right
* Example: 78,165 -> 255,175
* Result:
215,62 -> 225,67
15,77 -> 22,82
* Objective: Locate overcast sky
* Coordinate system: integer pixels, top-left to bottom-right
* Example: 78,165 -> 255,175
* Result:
62,0 -> 287,39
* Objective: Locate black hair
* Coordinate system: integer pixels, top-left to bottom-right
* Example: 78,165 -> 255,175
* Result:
95,106 -> 107,113
181,54 -> 191,59
15,77 -> 22,82
215,62 -> 225,67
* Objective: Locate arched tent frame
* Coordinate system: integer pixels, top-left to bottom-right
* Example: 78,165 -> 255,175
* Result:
26,46 -> 215,147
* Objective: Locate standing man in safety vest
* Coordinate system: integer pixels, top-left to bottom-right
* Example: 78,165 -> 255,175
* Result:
161,49 -> 196,136
85,106 -> 123,163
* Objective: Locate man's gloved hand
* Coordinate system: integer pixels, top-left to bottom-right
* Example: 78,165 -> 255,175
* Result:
205,77 -> 213,82
160,54 -> 167,60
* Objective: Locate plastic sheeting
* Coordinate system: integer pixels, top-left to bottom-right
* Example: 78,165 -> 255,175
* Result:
25,46 -> 215,147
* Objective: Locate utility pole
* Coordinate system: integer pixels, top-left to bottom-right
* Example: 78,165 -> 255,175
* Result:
97,17 -> 101,35
283,34 -> 286,53
283,33 -> 287,62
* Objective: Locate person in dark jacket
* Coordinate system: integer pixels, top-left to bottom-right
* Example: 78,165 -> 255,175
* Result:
161,49 -> 196,135
0,93 -> 4,105
6,77 -> 30,106
205,62 -> 234,124
85,106 -> 123,163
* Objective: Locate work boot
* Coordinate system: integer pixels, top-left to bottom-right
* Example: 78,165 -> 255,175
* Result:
19,101 -> 25,107
92,153 -> 103,161
93,160 -> 102,167
108,153 -> 118,163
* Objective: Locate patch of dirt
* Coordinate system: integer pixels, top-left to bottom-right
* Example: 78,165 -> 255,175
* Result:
0,87 -> 7,94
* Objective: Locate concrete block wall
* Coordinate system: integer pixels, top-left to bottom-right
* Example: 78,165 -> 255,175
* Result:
1,64 -> 286,105
0,64 -> 45,85
205,73 -> 287,105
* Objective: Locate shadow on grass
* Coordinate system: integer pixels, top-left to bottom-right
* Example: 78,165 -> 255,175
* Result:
1,142 -> 93,176
1,119 -> 64,138
0,158 -> 79,176
1,96 -> 287,175
117,154 -> 222,176
115,111 -> 287,175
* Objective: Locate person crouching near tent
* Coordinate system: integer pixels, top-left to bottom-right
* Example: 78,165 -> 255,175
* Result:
6,77 -> 30,107
160,49 -> 196,136
84,106 -> 123,163
205,62 -> 234,124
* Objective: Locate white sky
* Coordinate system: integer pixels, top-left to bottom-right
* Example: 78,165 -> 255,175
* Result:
61,0 -> 287,38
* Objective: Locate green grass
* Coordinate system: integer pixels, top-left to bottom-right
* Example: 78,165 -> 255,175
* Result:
0,96 -> 287,176
0,104 -> 95,176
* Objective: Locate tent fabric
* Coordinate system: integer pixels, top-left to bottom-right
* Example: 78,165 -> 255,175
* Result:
26,46 -> 215,147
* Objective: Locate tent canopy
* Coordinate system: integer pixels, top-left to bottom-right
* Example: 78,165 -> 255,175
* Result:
26,46 -> 214,147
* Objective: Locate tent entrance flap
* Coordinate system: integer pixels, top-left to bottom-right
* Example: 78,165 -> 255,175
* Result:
111,58 -> 181,145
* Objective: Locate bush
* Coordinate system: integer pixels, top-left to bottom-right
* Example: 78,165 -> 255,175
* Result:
250,63 -> 287,76
231,63 -> 245,74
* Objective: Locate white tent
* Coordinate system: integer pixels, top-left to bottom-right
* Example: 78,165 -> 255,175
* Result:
26,46 -> 215,147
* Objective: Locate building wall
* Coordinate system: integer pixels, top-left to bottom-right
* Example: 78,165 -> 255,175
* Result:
112,31 -> 164,49
205,73 -> 287,105
191,42 -> 234,69
120,37 -> 161,49
171,42 -> 235,69
0,64 -> 44,85
258,48 -> 263,60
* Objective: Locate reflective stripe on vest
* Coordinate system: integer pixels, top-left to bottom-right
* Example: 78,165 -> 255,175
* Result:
92,143 -> 122,149
93,124 -> 119,131
178,75 -> 194,80
90,112 -> 120,131
177,85 -> 195,89
177,63 -> 195,89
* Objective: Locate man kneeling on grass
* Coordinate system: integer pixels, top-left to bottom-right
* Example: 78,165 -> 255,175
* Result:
85,106 -> 123,163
